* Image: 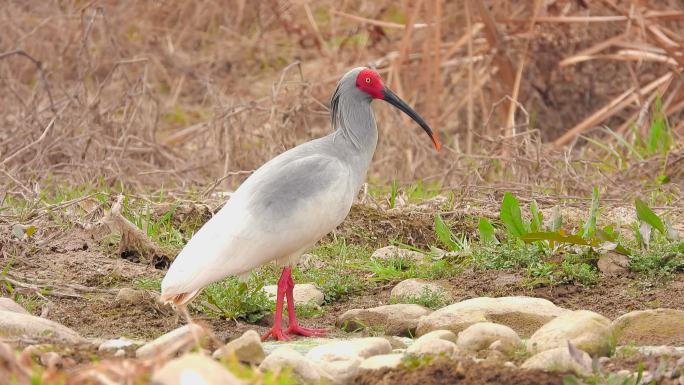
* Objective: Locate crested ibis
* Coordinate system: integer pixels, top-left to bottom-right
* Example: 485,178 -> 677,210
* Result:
160,67 -> 440,341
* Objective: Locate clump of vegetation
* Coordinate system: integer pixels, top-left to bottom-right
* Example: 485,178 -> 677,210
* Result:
389,287 -> 449,310
196,277 -> 272,323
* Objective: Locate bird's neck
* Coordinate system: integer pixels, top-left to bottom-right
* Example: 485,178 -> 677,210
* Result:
330,94 -> 378,190
332,96 -> 378,159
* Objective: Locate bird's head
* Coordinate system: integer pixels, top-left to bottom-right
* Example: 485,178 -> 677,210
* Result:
353,67 -> 441,151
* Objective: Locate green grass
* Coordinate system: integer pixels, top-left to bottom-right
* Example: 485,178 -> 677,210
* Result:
389,287 -> 449,310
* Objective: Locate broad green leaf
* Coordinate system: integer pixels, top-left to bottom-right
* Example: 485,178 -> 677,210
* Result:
635,198 -> 666,235
582,187 -> 600,239
500,192 -> 527,237
520,231 -> 590,246
530,200 -> 542,232
478,218 -> 498,244
595,229 -> 631,255
434,213 -> 458,251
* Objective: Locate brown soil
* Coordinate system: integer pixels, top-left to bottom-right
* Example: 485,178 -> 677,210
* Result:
352,358 -> 565,385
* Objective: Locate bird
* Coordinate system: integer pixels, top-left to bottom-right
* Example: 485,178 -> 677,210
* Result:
160,66 -> 441,341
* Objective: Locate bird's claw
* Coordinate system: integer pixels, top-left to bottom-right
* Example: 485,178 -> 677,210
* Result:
261,327 -> 291,341
287,324 -> 327,337
261,324 -> 327,341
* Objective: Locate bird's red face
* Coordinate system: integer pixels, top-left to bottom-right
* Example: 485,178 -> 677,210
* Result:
355,68 -> 385,99
354,68 -> 441,151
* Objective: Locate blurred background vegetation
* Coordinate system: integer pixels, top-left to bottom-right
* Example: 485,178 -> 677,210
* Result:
1,0 -> 683,196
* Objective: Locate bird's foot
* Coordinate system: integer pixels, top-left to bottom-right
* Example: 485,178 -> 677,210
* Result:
261,326 -> 291,342
286,324 -> 326,338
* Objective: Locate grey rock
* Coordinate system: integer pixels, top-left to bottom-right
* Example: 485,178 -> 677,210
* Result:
0,310 -> 85,344
337,304 -> 430,336
528,310 -> 614,357
151,353 -> 242,385
0,298 -> 29,315
359,353 -> 404,371
597,253 -> 630,275
406,338 -> 459,358
136,324 -> 206,358
612,308 -> 684,346
213,330 -> 265,364
390,279 -> 447,301
260,347 -> 321,384
262,283 -> 324,306
115,288 -> 147,306
521,346 -> 592,376
456,322 -> 521,354
371,246 -> 429,264
416,296 -> 568,337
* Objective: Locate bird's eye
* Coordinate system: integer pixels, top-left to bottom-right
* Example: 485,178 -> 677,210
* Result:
365,77 -> 371,84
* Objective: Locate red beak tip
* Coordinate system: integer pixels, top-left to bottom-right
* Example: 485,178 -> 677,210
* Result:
433,137 -> 442,152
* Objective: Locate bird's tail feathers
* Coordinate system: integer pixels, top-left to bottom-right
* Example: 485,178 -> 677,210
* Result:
160,288 -> 202,306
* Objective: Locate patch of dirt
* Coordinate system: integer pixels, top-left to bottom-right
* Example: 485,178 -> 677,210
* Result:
352,358 -> 565,385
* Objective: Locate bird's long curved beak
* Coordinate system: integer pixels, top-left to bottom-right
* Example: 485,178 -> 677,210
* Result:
381,87 -> 441,151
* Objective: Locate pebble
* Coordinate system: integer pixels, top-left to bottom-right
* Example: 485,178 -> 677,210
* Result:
136,324 -> 206,358
213,329 -> 265,364
456,322 -> 521,355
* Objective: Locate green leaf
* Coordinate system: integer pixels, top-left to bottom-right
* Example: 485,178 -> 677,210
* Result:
520,231 -> 590,246
647,95 -> 671,156
582,187 -> 600,239
530,200 -> 543,232
635,198 -> 666,235
434,213 -> 458,251
478,218 -> 498,244
500,192 -> 527,237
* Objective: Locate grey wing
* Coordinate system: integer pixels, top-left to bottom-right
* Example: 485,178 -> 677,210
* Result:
242,154 -> 354,240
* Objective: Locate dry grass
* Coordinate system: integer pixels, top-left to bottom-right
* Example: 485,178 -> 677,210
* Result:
0,0 -> 683,196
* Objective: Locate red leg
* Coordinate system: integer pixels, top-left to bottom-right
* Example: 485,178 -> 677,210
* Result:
284,269 -> 326,337
261,267 -> 291,341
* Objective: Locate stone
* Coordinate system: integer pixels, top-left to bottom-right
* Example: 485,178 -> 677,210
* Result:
98,337 -> 141,352
371,246 -> 429,264
528,310 -> 614,357
382,336 -> 410,349
305,337 -> 391,385
262,283 -> 324,306
416,296 -> 568,337
115,288 -> 147,306
406,338 -> 459,358
337,304 -> 430,336
312,356 -> 361,385
597,253 -> 630,275
612,309 -> 684,346
212,330 -> 265,364
390,279 -> 447,301
136,324 -> 206,358
305,337 -> 392,361
414,329 -> 458,344
260,347 -> 321,384
0,298 -> 29,314
0,310 -> 86,344
151,353 -> 242,385
521,346 -> 593,376
456,322 -> 521,355
39,352 -> 61,369
359,353 -> 404,371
